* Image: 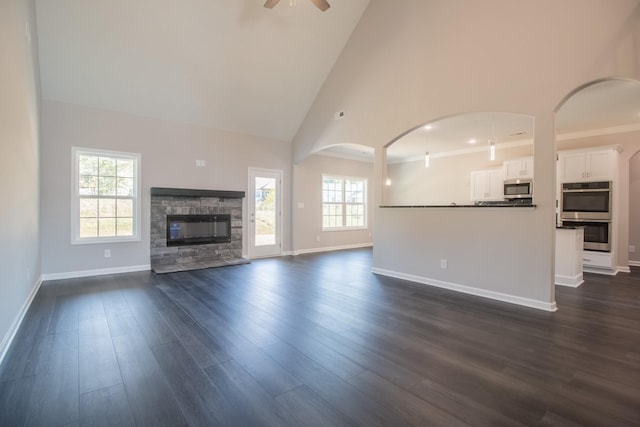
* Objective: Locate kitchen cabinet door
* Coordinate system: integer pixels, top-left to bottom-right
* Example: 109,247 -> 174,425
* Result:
558,149 -> 614,183
586,150 -> 614,181
559,152 -> 587,182
503,157 -> 533,180
471,169 -> 504,201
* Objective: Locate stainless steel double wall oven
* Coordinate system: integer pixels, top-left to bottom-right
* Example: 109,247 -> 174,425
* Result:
561,181 -> 612,252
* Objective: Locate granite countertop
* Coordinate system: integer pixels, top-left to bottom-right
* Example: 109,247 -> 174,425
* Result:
556,225 -> 586,229
380,203 -> 536,208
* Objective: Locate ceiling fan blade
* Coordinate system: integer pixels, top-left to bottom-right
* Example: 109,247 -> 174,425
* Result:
310,0 -> 331,12
264,0 -> 281,9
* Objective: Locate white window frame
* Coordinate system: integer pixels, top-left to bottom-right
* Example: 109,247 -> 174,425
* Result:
71,147 -> 141,244
322,175 -> 368,231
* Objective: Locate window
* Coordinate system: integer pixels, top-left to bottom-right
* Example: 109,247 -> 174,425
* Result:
71,147 -> 141,244
322,175 -> 367,230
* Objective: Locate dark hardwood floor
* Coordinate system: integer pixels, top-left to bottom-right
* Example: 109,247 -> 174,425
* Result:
1,248 -> 639,426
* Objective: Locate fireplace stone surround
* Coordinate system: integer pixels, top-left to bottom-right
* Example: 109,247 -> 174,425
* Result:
150,187 -> 248,273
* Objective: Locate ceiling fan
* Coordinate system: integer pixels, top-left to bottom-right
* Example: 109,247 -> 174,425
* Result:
264,0 -> 331,12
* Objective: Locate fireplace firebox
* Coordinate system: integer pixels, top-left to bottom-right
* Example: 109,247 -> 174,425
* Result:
166,214 -> 231,246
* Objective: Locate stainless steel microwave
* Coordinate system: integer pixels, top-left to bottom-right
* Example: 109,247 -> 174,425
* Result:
503,179 -> 533,199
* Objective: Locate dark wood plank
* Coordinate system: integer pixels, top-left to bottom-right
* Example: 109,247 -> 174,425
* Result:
79,314 -> 122,394
262,340 -> 407,426
347,369 -> 467,426
25,331 -> 79,427
151,340 -> 233,426
79,383 -> 135,427
203,360 -> 291,426
112,330 -> 188,427
159,307 -> 223,368
0,291 -> 55,381
275,385 -> 355,427
47,293 -> 80,335
0,376 -> 35,427
1,249 -> 639,426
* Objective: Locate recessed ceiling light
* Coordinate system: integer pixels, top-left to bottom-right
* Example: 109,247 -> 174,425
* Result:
469,139 -> 477,144
424,125 -> 433,130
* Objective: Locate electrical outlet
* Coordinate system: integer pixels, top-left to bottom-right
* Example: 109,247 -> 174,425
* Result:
104,249 -> 111,258
316,236 -> 320,242
630,245 -> 636,253
440,259 -> 448,269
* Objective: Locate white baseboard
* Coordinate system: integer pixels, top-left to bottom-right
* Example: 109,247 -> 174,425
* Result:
618,265 -> 631,273
292,243 -> 373,256
371,267 -> 558,312
555,273 -> 584,288
628,260 -> 640,267
41,264 -> 151,282
0,276 -> 43,367
583,266 -> 619,276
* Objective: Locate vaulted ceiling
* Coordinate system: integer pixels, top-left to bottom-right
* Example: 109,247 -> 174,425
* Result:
36,0 -> 370,142
35,1 -> 640,155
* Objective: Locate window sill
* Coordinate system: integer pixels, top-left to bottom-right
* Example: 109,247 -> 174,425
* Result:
322,227 -> 369,232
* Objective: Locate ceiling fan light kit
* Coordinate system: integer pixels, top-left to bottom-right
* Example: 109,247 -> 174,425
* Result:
264,0 -> 331,12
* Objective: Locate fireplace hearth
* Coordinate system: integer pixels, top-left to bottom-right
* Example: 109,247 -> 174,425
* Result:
150,187 -> 248,273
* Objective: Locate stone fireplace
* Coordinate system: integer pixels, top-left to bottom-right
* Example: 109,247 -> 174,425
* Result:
150,187 -> 248,273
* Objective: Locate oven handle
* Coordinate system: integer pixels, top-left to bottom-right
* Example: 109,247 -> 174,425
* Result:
562,219 -> 611,223
562,188 -> 610,193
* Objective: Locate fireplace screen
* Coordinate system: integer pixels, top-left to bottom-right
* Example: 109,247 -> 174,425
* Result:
166,214 -> 231,246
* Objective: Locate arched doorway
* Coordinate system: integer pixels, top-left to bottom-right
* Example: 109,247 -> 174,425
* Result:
555,78 -> 640,275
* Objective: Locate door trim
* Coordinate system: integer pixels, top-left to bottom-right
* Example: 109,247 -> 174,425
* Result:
247,167 -> 283,259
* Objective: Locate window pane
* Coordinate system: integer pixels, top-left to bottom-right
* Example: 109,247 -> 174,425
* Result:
99,199 -> 116,217
117,199 -> 133,217
99,157 -> 117,176
99,218 -> 116,237
345,179 -> 365,203
99,176 -> 117,196
117,159 -> 134,177
79,175 -> 98,195
79,198 -> 98,218
117,218 -> 133,236
74,149 -> 139,242
117,177 -> 134,196
80,218 -> 98,238
346,204 -> 365,227
79,155 -> 98,175
322,203 -> 342,228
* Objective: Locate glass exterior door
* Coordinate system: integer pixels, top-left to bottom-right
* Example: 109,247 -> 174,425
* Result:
248,168 -> 282,258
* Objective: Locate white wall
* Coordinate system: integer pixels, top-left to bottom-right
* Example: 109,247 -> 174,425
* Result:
0,0 -> 41,359
40,101 -> 292,276
630,150 -> 640,264
292,153 -> 374,253
292,0 -> 640,310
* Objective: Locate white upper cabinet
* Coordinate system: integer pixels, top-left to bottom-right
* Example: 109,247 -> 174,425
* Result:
471,169 -> 504,201
558,148 -> 616,183
503,157 -> 533,180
